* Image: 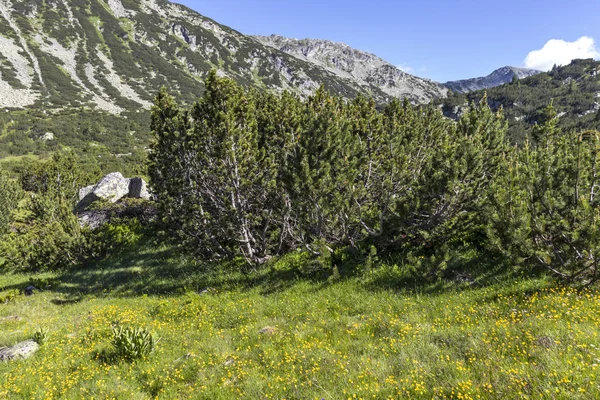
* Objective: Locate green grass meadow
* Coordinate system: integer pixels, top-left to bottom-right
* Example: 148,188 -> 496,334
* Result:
0,242 -> 599,399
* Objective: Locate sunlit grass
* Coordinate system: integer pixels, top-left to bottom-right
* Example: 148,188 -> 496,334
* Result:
0,244 -> 598,399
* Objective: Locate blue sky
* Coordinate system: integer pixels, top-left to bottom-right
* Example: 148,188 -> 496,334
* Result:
176,0 -> 600,82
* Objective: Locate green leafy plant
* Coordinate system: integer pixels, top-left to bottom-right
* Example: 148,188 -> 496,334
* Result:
33,327 -> 49,345
88,219 -> 145,259
111,326 -> 155,361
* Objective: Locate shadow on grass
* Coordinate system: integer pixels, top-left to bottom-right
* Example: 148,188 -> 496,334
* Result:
50,297 -> 84,306
35,238 -> 331,299
361,249 -> 529,296
5,239 -> 550,301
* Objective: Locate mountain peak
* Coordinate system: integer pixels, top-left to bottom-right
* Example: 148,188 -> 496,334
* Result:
444,66 -> 541,94
254,34 -> 447,103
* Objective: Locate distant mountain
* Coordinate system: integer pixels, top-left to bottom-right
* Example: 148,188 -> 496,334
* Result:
0,0 -> 452,160
444,67 -> 541,93
254,34 -> 448,104
439,59 -> 600,143
0,0 -> 368,112
0,0 -> 449,114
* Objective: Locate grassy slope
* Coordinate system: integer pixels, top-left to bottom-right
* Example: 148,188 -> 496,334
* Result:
0,242 -> 599,399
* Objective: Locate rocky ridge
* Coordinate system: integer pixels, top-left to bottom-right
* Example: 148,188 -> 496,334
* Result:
0,0 -> 450,113
444,66 -> 541,94
254,34 -> 448,104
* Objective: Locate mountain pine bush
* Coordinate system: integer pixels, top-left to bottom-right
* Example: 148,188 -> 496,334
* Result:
149,72 -> 510,276
488,104 -> 600,284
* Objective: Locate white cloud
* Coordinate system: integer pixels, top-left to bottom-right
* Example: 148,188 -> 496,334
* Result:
524,36 -> 600,71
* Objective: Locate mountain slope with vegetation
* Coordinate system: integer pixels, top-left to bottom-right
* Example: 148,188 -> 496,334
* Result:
444,66 -> 541,93
0,0 -> 388,111
0,0 -> 450,162
439,59 -> 600,142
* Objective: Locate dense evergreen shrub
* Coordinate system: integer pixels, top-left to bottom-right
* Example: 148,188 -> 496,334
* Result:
0,167 -> 21,235
488,104 -> 600,284
149,72 -> 509,273
0,153 -> 96,271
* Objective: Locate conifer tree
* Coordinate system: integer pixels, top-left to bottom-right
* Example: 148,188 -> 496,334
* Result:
287,86 -> 355,252
346,95 -> 385,244
150,72 -> 281,264
1,152 -> 97,271
148,86 -> 191,228
489,103 -> 600,283
254,90 -> 303,252
373,99 -> 452,251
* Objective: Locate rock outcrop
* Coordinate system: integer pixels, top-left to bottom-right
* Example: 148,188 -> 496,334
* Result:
75,173 -> 156,229
128,177 -> 152,201
77,199 -> 158,230
76,172 -> 131,211
76,173 -> 153,212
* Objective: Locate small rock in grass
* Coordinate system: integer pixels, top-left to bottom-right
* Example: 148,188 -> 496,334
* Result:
536,336 -> 555,349
0,316 -> 21,322
24,286 -> 36,296
223,358 -> 235,367
258,326 -> 278,335
0,340 -> 40,361
174,352 -> 195,362
198,287 -> 216,295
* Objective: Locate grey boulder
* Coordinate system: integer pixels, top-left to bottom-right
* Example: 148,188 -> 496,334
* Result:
0,340 -> 39,361
76,173 -> 154,212
78,185 -> 95,201
76,172 -> 131,211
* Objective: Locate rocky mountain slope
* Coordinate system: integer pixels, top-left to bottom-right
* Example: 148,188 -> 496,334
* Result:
439,59 -> 600,142
0,0 -> 449,114
254,34 -> 447,104
444,66 -> 541,93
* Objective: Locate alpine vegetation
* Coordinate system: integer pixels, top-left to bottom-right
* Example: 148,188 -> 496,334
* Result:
148,71 -> 600,284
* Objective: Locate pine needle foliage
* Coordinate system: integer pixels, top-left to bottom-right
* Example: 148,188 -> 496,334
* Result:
0,167 -> 21,235
488,104 -> 600,284
150,73 -> 507,269
150,72 -> 600,284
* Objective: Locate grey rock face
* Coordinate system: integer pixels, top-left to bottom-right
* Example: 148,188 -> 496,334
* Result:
0,340 -> 39,361
40,132 -> 54,141
254,34 -> 448,104
77,197 -> 158,230
76,173 -> 153,211
440,104 -> 469,120
444,66 -> 542,94
77,210 -> 110,230
76,172 -> 131,211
